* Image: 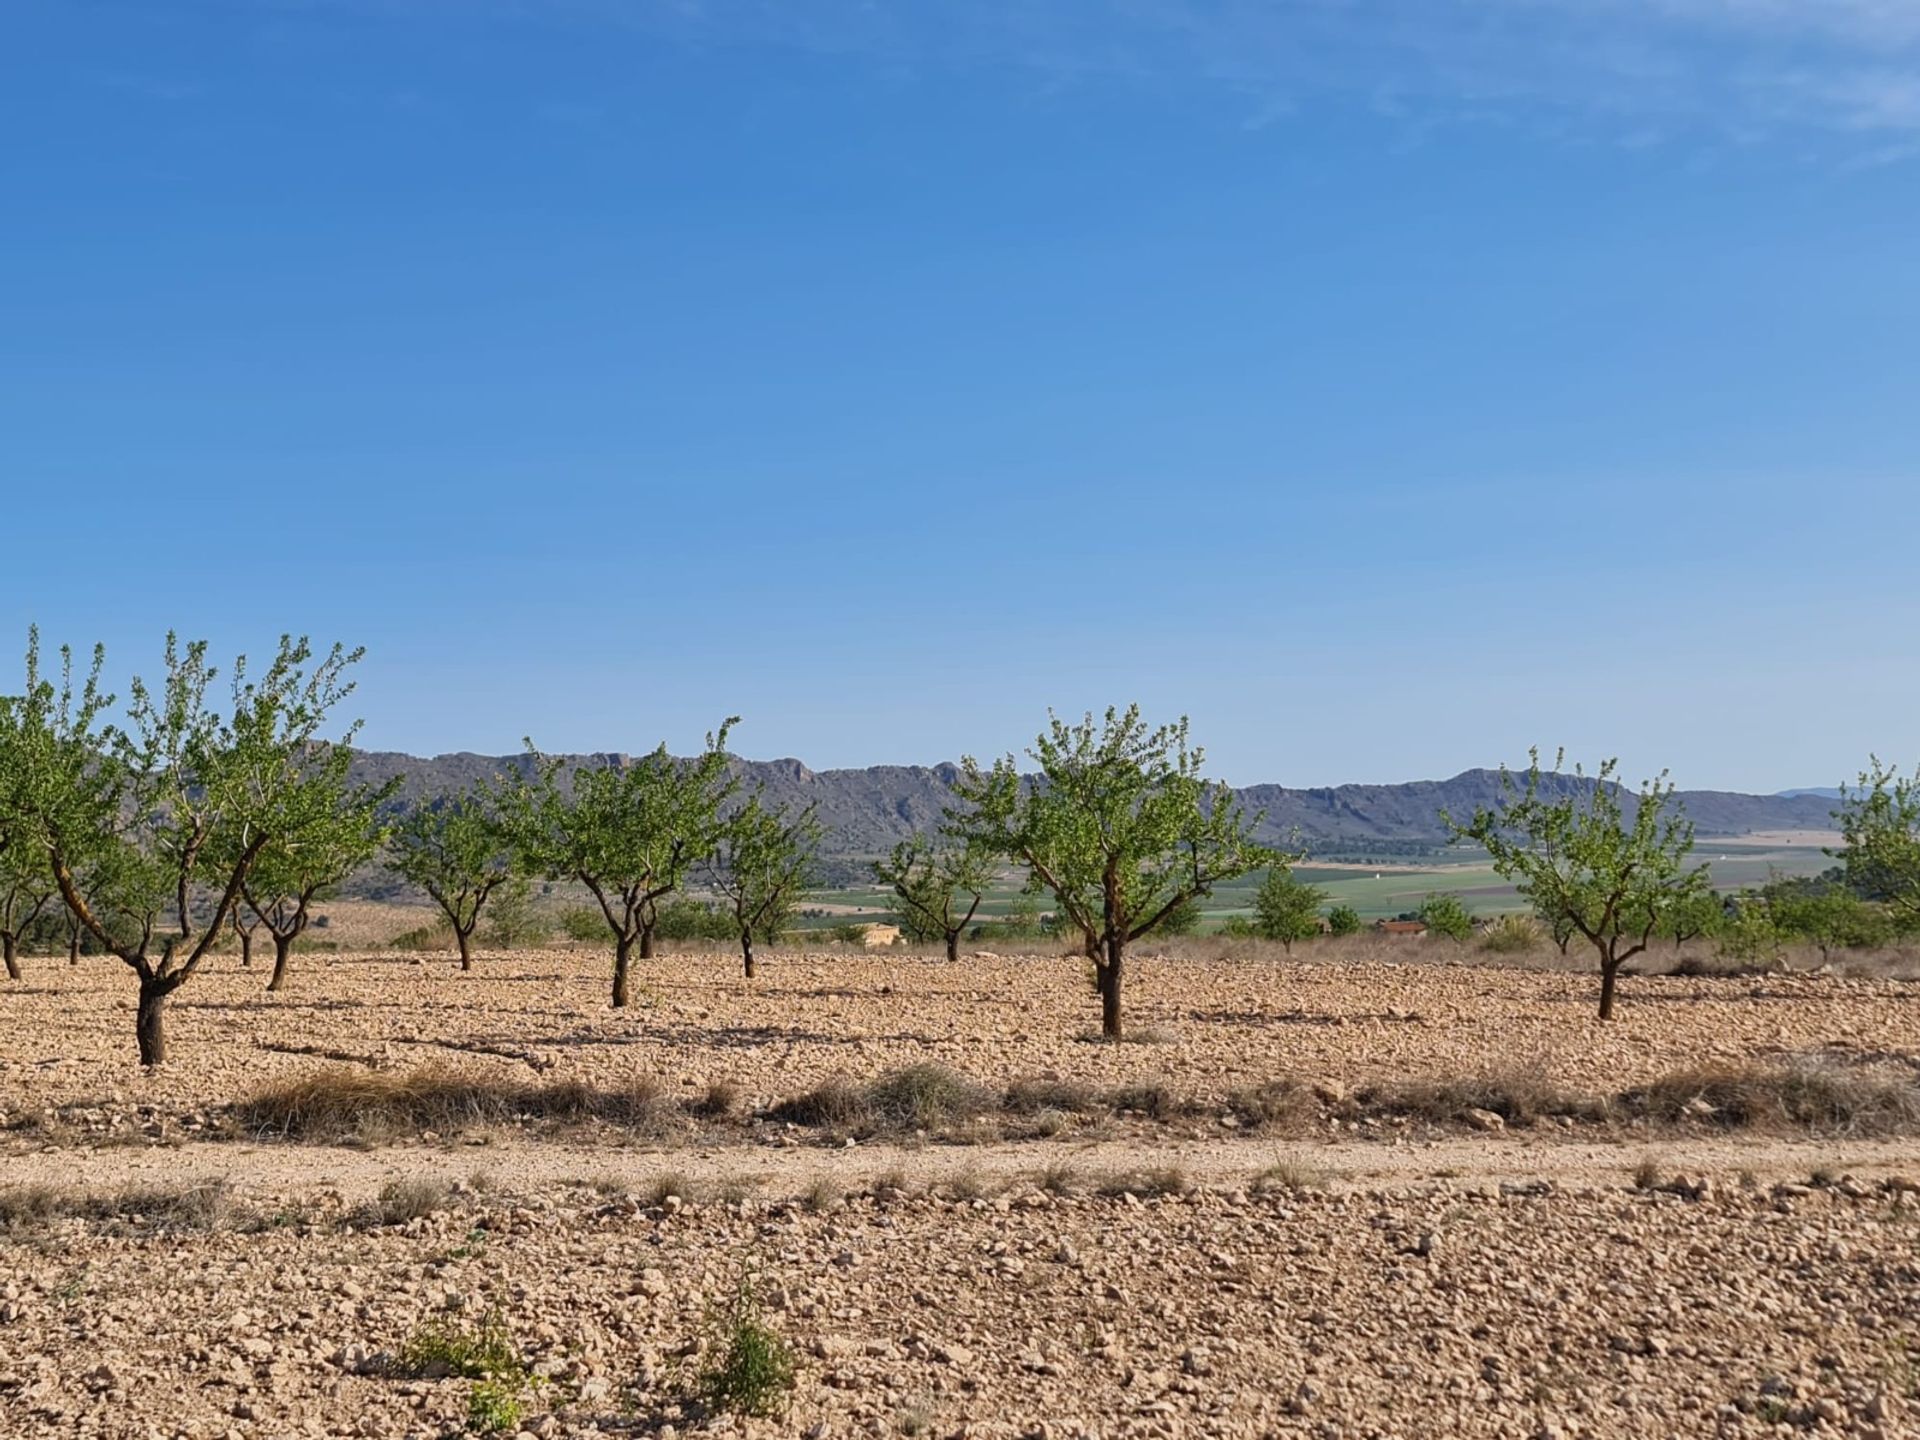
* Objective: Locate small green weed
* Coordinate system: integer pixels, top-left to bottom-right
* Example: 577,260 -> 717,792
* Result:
694,1276 -> 797,1418
397,1308 -> 520,1381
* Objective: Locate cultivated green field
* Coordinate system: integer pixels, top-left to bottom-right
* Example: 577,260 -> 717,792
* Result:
795,836 -> 1839,933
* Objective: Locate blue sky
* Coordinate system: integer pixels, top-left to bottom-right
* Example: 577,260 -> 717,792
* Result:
3,1 -> 1917,791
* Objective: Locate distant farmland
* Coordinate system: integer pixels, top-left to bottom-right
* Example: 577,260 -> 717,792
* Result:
798,833 -> 1841,931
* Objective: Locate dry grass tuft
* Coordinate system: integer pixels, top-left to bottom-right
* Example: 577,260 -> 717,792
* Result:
1227,1078 -> 1317,1132
234,1063 -> 682,1142
1623,1064 -> 1920,1137
0,1180 -> 235,1232
865,1064 -> 996,1131
360,1177 -> 454,1227
1252,1158 -> 1332,1194
1353,1073 -> 1607,1129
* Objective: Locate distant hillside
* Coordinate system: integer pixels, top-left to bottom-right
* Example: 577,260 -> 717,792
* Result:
348,751 -> 1842,860
1776,787 -> 1843,801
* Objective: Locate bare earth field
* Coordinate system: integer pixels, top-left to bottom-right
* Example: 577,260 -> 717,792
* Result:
4,942 -> 1920,1440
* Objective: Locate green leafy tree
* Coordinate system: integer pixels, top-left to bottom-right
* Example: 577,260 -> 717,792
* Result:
707,794 -> 820,979
948,706 -> 1274,1039
1833,758 -> 1920,926
1718,893 -> 1786,969
0,840 -> 54,982
1656,888 -> 1724,949
505,721 -> 736,1008
1417,892 -> 1473,942
1252,867 -> 1325,952
5,630 -> 364,1065
1326,904 -> 1363,937
1450,750 -> 1709,1020
516,730 -> 738,993
1766,882 -> 1891,962
484,874 -> 551,949
387,793 -> 514,970
872,837 -> 994,961
242,747 -> 395,992
0,679 -> 59,979
230,904 -> 261,969
1157,894 -> 1205,937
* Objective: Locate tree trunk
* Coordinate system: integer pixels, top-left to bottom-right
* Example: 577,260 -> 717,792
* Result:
68,924 -> 80,965
945,931 -> 960,964
639,928 -> 656,960
1099,937 -> 1124,1039
238,929 -> 254,968
612,936 -> 632,1009
1597,957 -> 1619,1022
136,977 -> 169,1066
456,927 -> 473,971
2,934 -> 19,981
266,934 -> 294,992
741,929 -> 756,980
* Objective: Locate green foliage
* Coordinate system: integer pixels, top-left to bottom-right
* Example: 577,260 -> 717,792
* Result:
1417,892 -> 1473,942
707,794 -> 821,969
948,706 -> 1277,1036
397,1308 -> 521,1381
483,874 -> 550,948
240,738 -> 395,960
652,897 -> 738,941
1450,750 -> 1709,1020
1718,895 -> 1786,969
1834,758 -> 1920,925
467,1377 -> 524,1434
1154,894 -> 1204,937
1252,867 -> 1325,951
1325,904 -> 1363,937
1765,881 -> 1892,959
387,793 -> 513,958
558,904 -> 605,943
2,629 -> 364,1060
504,721 -> 738,973
872,837 -> 993,954
694,1276 -> 797,1419
1656,888 -> 1726,947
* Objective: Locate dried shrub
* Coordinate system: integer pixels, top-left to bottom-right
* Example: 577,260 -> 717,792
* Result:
1624,1064 -> 1920,1137
865,1064 -> 994,1131
1227,1078 -> 1316,1132
234,1064 -> 679,1142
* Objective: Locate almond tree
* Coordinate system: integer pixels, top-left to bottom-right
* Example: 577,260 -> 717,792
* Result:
1833,758 -> 1920,927
0,827 -> 54,981
505,721 -> 737,1009
243,750 -> 396,992
231,906 -> 260,968
948,706 -> 1273,1039
1450,750 -> 1708,1020
5,630 -> 364,1065
872,836 -> 994,962
707,794 -> 819,980
386,793 -> 512,970
0,703 -> 53,980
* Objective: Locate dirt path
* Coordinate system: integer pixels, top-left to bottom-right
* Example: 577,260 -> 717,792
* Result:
11,1130 -> 1920,1201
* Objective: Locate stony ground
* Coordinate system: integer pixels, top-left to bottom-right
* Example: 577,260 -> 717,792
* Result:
3,940 -> 1919,1439
3,942 -> 1916,1121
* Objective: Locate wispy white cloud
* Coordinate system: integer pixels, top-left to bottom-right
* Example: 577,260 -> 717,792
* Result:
298,0 -> 1920,152
594,0 -> 1920,149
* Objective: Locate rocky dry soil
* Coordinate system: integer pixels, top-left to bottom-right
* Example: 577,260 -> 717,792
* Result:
2,945 -> 1916,1123
4,943 -> 1920,1439
4,1166 -> 1920,1440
